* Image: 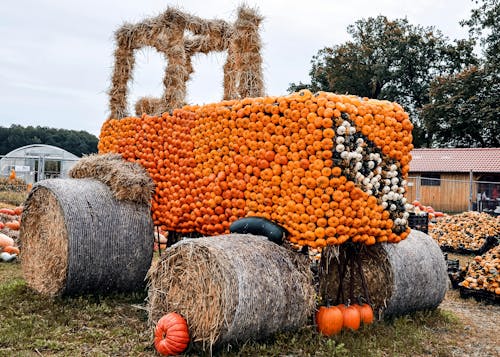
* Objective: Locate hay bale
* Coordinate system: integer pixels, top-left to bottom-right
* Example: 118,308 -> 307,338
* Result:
147,234 -> 315,349
319,229 -> 448,317
108,5 -> 264,118
20,178 -> 154,296
69,153 -> 154,205
135,96 -> 166,117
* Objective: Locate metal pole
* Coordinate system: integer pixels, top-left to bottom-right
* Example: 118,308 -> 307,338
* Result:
468,170 -> 473,211
416,175 -> 421,201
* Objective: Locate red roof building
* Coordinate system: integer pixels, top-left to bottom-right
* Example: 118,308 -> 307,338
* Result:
406,148 -> 500,213
409,148 -> 500,173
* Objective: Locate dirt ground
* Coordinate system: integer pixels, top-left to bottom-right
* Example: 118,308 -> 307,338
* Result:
438,288 -> 499,357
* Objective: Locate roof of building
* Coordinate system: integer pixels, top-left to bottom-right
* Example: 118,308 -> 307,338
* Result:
1,144 -> 79,160
409,148 -> 500,173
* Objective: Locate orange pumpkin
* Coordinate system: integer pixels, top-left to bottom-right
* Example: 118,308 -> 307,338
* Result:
5,221 -> 20,231
2,246 -> 20,255
342,305 -> 361,330
354,303 -> 374,325
154,312 -> 190,356
0,208 -> 15,215
316,305 -> 343,336
0,233 -> 14,248
336,303 -> 346,313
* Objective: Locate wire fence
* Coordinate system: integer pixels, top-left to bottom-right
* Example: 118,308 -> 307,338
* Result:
0,155 -> 79,185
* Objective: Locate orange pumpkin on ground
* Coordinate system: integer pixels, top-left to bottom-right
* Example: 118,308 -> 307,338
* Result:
5,221 -> 20,231
353,303 -> 374,325
154,312 -> 190,356
342,305 -> 361,330
0,208 -> 15,215
2,246 -> 20,255
316,305 -> 343,336
0,233 -> 14,248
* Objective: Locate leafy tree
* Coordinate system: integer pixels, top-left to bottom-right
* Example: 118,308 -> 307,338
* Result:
288,16 -> 477,147
0,125 -> 98,156
422,66 -> 499,147
422,0 -> 499,148
460,0 -> 499,67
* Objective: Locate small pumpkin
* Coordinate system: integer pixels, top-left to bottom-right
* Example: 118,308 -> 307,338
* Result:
342,305 -> 361,330
154,312 -> 190,356
316,305 -> 343,336
2,246 -> 20,255
5,221 -> 20,231
0,233 -> 14,248
336,303 -> 346,313
354,303 -> 374,325
0,208 -> 15,215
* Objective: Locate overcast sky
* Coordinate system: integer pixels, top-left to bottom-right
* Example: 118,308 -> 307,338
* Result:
0,0 -> 475,136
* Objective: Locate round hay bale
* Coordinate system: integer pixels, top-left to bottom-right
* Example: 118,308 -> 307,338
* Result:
319,229 -> 448,317
147,234 -> 315,349
20,178 -> 154,297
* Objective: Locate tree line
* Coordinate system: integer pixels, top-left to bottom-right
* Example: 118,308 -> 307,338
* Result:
289,0 -> 499,148
0,125 -> 98,157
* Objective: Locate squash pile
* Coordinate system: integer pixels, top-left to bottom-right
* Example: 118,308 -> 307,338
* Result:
429,212 -> 500,252
99,90 -> 414,248
0,206 -> 22,262
409,200 -> 443,221
460,246 -> 500,295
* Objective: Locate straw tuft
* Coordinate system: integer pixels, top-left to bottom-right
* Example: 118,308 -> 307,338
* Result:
69,153 -> 154,205
147,234 -> 315,349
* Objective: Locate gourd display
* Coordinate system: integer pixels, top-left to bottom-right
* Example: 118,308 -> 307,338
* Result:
0,233 -> 14,248
460,245 -> 500,295
430,212 -> 500,253
99,90 -> 414,248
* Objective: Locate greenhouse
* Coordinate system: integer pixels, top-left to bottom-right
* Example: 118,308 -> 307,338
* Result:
0,144 -> 80,184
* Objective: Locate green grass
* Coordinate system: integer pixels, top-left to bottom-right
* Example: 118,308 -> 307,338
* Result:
0,262 -> 462,356
0,191 -> 27,206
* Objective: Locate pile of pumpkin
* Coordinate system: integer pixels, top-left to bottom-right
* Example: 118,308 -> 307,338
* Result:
99,90 -> 415,249
429,211 -> 500,252
315,302 -> 374,336
410,200 -> 443,221
459,245 -> 500,295
153,304 -> 375,355
0,207 -> 22,262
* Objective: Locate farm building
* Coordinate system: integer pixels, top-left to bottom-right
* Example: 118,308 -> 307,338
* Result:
0,144 -> 79,184
406,148 -> 500,213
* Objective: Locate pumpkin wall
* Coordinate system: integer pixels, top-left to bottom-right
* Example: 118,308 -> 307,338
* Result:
98,90 -> 414,249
